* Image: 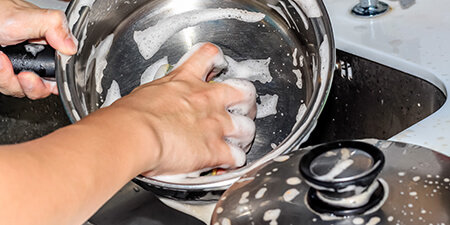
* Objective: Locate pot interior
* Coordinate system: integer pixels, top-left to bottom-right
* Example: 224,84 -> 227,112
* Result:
58,0 -> 334,187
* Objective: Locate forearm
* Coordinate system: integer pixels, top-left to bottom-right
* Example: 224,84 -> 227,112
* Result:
0,107 -> 159,225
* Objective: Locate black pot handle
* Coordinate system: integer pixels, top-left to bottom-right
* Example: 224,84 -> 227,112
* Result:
0,42 -> 56,78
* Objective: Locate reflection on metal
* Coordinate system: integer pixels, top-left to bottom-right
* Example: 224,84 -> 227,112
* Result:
352,0 -> 390,17
212,139 -> 450,225
60,0 -> 336,200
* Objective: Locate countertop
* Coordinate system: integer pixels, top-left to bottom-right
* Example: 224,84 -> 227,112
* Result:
323,0 -> 450,156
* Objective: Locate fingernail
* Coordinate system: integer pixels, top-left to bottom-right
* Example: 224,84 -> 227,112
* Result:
64,34 -> 78,54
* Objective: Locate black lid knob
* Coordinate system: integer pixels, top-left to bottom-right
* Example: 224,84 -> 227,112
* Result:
300,140 -> 385,195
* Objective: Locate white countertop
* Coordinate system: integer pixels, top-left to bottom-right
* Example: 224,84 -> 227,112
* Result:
28,0 -> 450,156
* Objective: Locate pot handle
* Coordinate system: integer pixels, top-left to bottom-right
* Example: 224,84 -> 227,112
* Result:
0,43 -> 56,79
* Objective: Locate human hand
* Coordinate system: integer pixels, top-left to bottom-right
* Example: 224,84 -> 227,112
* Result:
102,43 -> 257,176
0,0 -> 77,99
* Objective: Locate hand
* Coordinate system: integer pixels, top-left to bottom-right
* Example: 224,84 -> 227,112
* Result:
0,0 -> 77,99
97,43 -> 257,176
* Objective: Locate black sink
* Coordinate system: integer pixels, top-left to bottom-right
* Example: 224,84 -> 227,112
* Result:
303,50 -> 446,146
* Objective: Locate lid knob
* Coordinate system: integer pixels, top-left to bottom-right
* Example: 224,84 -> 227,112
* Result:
300,141 -> 386,216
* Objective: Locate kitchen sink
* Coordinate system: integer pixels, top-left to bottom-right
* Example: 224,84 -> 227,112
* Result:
0,50 -> 446,225
303,50 -> 446,146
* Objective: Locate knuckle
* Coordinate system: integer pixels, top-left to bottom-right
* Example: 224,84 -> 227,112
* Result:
46,10 -> 67,29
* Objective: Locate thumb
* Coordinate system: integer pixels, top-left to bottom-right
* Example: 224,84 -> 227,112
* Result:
4,8 -> 77,55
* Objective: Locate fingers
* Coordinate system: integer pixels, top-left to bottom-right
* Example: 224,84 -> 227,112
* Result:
17,72 -> 53,99
172,43 -> 227,81
217,79 -> 258,167
221,79 -> 257,119
0,50 -> 57,99
0,51 -> 24,97
30,9 -> 78,55
0,8 -> 77,55
225,113 -> 256,153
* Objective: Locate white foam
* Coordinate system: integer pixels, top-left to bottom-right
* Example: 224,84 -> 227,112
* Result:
140,56 -> 169,85
239,191 -> 250,204
319,35 -> 330,83
134,8 -> 265,60
317,180 -> 379,208
316,148 -> 354,181
286,177 -> 302,185
101,80 -> 121,108
24,44 -> 45,57
263,209 -> 281,225
293,69 -> 303,89
296,103 -> 307,123
279,1 -> 299,31
68,0 -> 94,29
256,94 -> 279,119
85,34 -> 115,93
293,0 -> 322,18
255,187 -> 268,199
292,48 -> 298,66
283,188 -> 300,202
214,56 -> 272,84
226,113 -> 256,153
222,79 -> 257,119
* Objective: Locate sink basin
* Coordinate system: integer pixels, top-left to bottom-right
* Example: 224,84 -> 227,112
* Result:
0,95 -> 69,144
304,50 -> 446,146
0,50 -> 445,225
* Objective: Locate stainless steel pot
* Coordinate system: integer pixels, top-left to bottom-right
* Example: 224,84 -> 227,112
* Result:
19,0 -> 332,202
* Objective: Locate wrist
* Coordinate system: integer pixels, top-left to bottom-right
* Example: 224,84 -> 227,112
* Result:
84,105 -> 162,176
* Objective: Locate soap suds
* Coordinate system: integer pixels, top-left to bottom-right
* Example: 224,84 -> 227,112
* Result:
263,209 -> 281,225
286,177 -> 302,185
317,180 -> 379,208
279,1 -> 299,31
283,188 -> 300,202
255,187 -> 267,199
24,44 -> 45,57
296,103 -> 307,123
257,94 -> 279,119
101,80 -> 121,108
239,191 -> 250,204
293,0 -> 322,18
85,34 -> 115,93
215,56 -> 272,84
140,56 -> 169,85
292,48 -> 298,66
68,0 -> 94,29
134,8 -> 265,60
293,69 -> 303,89
316,148 -> 354,181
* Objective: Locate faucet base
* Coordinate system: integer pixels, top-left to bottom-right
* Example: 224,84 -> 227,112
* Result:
352,1 -> 390,17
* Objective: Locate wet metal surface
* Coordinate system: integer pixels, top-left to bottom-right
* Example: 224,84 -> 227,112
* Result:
304,50 -> 446,146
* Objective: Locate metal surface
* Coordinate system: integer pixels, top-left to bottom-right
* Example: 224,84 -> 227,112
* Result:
57,0 -> 335,197
212,139 -> 450,225
85,182 -> 205,225
352,0 -> 390,17
303,50 -> 446,146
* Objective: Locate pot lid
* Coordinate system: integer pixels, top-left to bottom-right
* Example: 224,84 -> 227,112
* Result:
211,139 -> 450,225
